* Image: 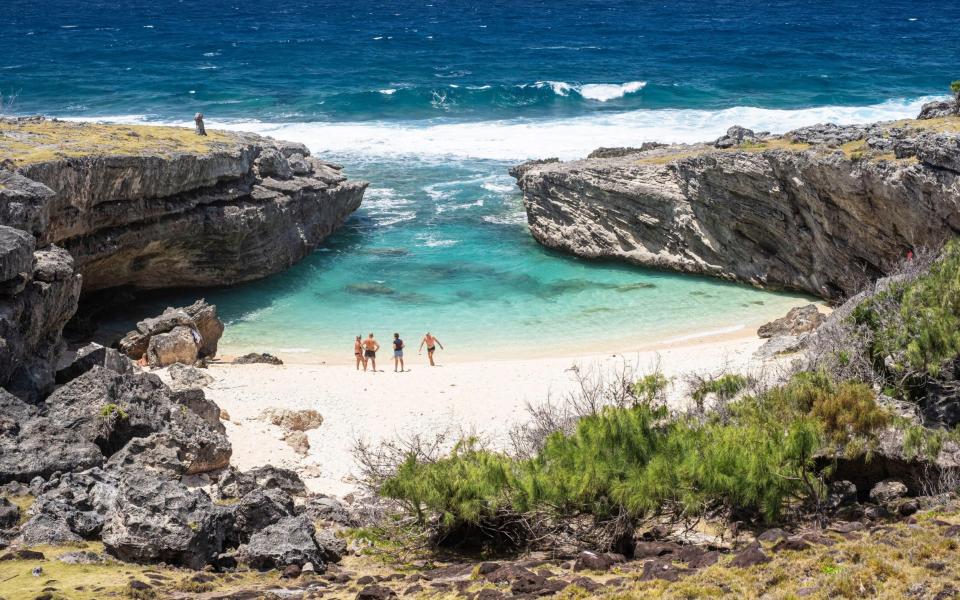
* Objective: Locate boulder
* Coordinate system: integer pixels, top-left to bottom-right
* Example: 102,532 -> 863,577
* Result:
730,542 -> 770,567
285,431 -> 310,455
233,352 -> 284,365
17,468 -> 119,543
55,342 -> 134,384
213,465 -> 307,501
757,304 -> 826,338
301,495 -> 356,526
0,389 -> 104,484
147,325 -> 200,368
170,387 -> 225,432
713,125 -> 762,148
231,488 -> 296,544
259,408 -> 323,432
238,515 -> 326,570
101,472 -> 231,569
118,300 -> 223,362
917,100 -> 958,120
869,479 -> 909,504
0,226 -> 34,284
167,363 -> 214,391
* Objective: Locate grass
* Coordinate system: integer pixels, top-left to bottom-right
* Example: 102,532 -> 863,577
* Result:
0,119 -> 237,167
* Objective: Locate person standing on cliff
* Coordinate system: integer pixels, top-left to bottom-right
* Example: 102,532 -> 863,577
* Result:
362,333 -> 380,372
418,332 -> 444,366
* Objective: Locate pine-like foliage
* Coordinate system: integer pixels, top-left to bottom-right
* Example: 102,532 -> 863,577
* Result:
379,372 -> 888,535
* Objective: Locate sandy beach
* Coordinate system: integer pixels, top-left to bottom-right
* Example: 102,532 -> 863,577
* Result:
199,329 -> 787,497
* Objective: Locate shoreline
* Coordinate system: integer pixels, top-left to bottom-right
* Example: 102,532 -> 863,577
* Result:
200,331 -> 790,497
213,300 -> 824,366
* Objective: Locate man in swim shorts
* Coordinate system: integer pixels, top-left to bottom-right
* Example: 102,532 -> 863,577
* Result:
362,333 -> 380,372
393,332 -> 405,372
418,332 -> 444,366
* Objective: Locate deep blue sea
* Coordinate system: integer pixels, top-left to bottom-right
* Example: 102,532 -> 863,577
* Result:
3,1 -> 959,359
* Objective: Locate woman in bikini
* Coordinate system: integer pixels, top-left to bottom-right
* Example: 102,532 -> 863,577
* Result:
418,332 -> 444,366
354,335 -> 366,371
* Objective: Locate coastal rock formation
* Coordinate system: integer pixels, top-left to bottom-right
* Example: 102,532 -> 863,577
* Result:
0,226 -> 82,400
1,118 -> 367,294
118,300 -> 224,366
512,117 -> 960,300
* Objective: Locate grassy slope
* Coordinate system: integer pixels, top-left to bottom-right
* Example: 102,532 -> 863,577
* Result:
0,119 -> 237,167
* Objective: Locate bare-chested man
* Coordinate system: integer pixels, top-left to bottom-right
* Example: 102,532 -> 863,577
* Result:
418,332 -> 444,366
362,333 -> 380,372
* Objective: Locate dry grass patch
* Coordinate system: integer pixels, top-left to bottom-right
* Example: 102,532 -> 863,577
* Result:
0,119 -> 237,167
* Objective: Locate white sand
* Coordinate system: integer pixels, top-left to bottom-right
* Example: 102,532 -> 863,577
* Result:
203,330 -> 785,497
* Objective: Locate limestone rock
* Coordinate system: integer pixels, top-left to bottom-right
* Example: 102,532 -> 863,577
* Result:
0,497 -> 18,529
6,119 -> 367,295
918,100 -> 958,120
758,305 -> 826,338
55,342 -> 134,384
513,121 -> 960,300
147,325 -> 199,368
870,479 -> 909,504
285,431 -> 310,456
167,363 -> 214,391
260,408 -> 323,432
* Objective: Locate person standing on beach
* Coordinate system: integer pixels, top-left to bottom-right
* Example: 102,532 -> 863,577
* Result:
393,333 -> 405,372
362,333 -> 380,372
418,332 -> 444,366
354,335 -> 366,371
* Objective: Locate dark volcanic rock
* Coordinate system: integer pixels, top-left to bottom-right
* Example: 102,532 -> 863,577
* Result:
238,515 -> 325,570
55,342 -> 133,384
730,542 -> 770,567
870,479 -> 909,504
101,472 -> 231,569
231,488 -> 296,544
233,352 -> 284,365
0,233 -> 82,400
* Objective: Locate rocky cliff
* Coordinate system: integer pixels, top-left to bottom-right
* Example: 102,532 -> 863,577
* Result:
0,117 -> 366,396
512,116 -> 960,300
1,117 -> 367,292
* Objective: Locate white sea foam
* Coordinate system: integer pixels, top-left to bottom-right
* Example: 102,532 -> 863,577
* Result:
75,96 -> 937,162
481,181 -> 516,194
379,88 -> 397,95
482,212 -> 527,226
579,81 -> 647,101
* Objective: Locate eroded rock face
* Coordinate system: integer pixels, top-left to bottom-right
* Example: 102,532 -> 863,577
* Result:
513,119 -> 960,300
0,228 -> 82,400
758,305 -> 826,338
100,472 -> 232,569
4,122 -> 367,294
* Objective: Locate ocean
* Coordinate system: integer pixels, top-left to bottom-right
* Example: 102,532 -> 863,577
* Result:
3,0 -> 959,359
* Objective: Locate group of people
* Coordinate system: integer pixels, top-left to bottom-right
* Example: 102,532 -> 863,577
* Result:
354,332 -> 444,372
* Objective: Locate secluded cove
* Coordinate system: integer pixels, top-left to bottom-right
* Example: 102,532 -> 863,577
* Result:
93,154 -> 812,363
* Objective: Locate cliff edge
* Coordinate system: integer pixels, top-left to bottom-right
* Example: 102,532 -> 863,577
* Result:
0,117 -> 367,292
512,116 -> 960,300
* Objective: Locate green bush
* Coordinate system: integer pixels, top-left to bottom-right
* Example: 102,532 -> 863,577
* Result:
951,80 -> 960,103
852,239 -> 960,397
631,373 -> 669,405
692,374 -> 750,404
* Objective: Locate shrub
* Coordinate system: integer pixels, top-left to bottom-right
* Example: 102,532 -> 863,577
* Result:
952,80 -> 960,103
631,373 -> 669,406
691,374 -> 750,404
852,239 -> 960,398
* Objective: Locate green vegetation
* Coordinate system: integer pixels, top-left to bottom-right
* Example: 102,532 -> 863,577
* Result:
99,403 -> 128,420
631,373 -> 669,405
851,239 -> 960,399
381,371 -> 891,538
951,80 -> 960,104
691,374 -> 749,404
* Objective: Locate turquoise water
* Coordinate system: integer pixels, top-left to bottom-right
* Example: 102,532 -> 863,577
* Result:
5,0 -> 958,359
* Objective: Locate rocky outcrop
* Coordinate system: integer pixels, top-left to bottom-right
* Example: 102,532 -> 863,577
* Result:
0,226 -> 82,400
2,118 -> 367,294
118,300 -> 224,366
513,117 -> 960,300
